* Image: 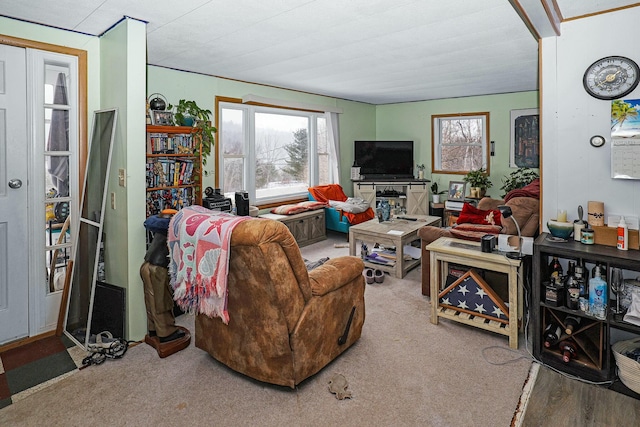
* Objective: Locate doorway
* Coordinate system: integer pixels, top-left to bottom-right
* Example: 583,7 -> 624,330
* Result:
0,38 -> 85,346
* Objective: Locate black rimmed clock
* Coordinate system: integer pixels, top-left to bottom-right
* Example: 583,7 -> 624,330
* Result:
583,56 -> 640,100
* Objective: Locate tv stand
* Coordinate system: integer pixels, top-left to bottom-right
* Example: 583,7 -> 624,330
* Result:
353,179 -> 430,215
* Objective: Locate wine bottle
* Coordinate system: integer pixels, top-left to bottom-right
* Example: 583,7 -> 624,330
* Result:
564,315 -> 581,335
543,323 -> 563,348
558,339 -> 578,363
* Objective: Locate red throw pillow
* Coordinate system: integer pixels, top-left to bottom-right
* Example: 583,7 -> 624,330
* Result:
456,203 -> 502,226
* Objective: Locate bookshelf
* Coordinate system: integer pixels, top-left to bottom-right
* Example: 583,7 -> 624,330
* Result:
145,125 -> 202,217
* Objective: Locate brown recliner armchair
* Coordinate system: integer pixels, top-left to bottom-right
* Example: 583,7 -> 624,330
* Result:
418,196 -> 540,296
195,218 -> 366,388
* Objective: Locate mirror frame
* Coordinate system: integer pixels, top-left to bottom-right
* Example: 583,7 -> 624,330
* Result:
63,108 -> 117,348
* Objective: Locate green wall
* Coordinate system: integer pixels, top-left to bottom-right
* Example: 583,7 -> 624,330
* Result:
375,91 -> 539,198
147,66 -> 377,192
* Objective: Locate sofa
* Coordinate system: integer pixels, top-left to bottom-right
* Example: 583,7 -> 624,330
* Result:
418,194 -> 540,296
195,218 -> 366,388
308,184 -> 375,234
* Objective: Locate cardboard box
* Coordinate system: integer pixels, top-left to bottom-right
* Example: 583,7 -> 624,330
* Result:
593,225 -> 639,250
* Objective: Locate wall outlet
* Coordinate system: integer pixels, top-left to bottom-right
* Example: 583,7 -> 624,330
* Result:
111,192 -> 116,209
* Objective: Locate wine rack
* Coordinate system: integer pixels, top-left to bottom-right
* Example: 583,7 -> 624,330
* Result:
532,233 -> 640,386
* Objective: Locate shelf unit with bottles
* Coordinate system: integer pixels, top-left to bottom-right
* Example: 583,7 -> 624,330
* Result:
533,232 -> 640,386
145,125 -> 202,217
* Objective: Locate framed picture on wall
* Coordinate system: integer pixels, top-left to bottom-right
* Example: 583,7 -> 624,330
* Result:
510,108 -> 539,168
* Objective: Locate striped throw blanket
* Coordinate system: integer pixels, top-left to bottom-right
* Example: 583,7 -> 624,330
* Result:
168,206 -> 250,323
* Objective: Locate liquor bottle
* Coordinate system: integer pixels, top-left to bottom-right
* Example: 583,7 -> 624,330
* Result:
558,339 -> 578,363
564,315 -> 581,334
566,261 -> 576,278
574,261 -> 588,298
543,323 -> 563,348
565,276 -> 580,310
549,256 -> 563,283
589,267 -> 607,319
591,262 -> 606,282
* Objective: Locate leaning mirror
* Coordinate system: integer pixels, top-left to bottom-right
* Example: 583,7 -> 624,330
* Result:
64,108 -> 117,347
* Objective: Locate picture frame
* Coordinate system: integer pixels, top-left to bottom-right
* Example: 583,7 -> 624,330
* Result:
151,110 -> 174,126
510,108 -> 539,168
448,181 -> 466,201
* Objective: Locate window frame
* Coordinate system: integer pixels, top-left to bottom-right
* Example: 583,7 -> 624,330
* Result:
215,97 -> 335,207
431,112 -> 490,175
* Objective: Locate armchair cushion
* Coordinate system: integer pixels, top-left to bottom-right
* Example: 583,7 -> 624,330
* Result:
309,256 -> 365,296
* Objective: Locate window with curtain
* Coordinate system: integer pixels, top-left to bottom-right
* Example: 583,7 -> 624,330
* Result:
218,100 -> 338,205
431,112 -> 490,174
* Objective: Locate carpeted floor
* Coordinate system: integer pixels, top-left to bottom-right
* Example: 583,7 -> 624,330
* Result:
0,335 -> 85,409
0,232 -> 533,426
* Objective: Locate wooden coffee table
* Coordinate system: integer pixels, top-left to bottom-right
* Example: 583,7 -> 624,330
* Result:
349,215 -> 441,278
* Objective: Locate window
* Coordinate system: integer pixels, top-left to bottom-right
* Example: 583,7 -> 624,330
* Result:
431,112 -> 490,174
218,100 -> 337,205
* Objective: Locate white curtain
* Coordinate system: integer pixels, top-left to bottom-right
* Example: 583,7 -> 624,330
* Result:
326,112 -> 340,184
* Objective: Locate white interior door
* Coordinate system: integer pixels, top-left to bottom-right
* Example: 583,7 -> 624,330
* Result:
0,44 -> 29,345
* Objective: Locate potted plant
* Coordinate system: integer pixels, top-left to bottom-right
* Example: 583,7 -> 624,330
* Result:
430,180 -> 446,203
463,167 -> 493,198
416,164 -> 426,180
168,99 -> 217,164
500,167 -> 539,198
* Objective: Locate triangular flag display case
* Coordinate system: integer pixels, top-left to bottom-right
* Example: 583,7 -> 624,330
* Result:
438,269 -> 509,325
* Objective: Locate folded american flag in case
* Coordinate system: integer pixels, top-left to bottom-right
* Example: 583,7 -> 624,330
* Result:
438,269 -> 509,324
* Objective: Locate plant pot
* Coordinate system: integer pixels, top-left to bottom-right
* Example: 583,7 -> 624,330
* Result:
181,116 -> 195,127
432,195 -> 440,204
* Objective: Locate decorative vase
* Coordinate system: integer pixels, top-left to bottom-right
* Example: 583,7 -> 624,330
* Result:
378,198 -> 391,221
418,170 -> 424,180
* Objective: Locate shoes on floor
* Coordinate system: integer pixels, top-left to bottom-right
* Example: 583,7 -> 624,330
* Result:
374,269 -> 385,283
364,268 -> 375,284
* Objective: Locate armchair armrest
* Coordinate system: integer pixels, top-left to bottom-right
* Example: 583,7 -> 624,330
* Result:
309,256 -> 364,296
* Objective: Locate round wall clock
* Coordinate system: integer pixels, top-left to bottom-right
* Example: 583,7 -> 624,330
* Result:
590,135 -> 605,148
583,56 -> 639,100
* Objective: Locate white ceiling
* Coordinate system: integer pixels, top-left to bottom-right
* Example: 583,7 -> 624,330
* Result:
1,0 -> 638,104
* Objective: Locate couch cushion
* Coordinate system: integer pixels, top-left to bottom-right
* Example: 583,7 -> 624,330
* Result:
270,200 -> 327,215
450,223 -> 502,241
457,203 -> 502,226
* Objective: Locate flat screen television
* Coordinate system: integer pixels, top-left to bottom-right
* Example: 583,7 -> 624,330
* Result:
354,140 -> 414,180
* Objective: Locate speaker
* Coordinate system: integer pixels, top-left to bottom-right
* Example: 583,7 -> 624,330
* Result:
235,191 -> 250,216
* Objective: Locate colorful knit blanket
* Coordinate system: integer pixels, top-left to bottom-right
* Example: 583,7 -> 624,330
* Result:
168,206 -> 250,323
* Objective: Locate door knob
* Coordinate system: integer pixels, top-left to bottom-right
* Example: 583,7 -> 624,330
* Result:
8,179 -> 22,189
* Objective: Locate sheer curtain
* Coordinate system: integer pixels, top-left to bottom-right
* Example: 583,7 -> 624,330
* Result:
326,112 -> 340,184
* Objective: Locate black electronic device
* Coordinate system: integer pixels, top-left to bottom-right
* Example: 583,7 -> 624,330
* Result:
354,140 -> 414,180
481,234 -> 496,253
203,187 -> 232,212
235,191 -> 250,216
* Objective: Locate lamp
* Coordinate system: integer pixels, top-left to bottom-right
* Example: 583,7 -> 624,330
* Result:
498,205 -> 523,260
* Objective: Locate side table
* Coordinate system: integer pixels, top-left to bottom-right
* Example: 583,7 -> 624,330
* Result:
426,237 -> 522,349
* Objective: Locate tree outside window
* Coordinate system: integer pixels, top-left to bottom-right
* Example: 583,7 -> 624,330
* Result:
431,112 -> 490,174
218,101 -> 336,205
